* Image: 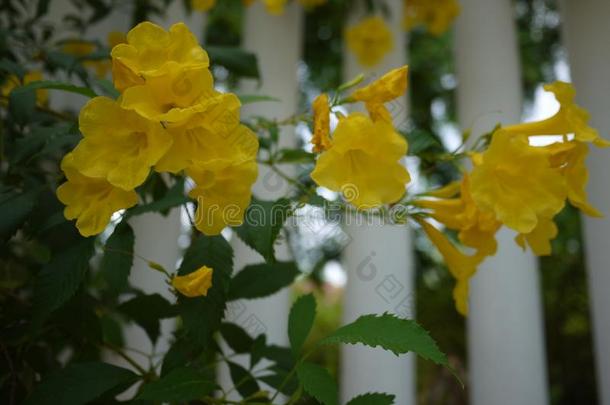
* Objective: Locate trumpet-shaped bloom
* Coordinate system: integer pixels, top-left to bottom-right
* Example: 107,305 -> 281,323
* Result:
545,141 -> 602,217
172,266 -> 214,297
418,218 -> 481,315
57,154 -> 138,237
2,71 -> 48,105
187,125 -> 259,235
515,216 -> 558,256
71,97 -> 172,190
111,22 -> 209,92
346,16 -> 393,68
155,92 -> 243,173
503,81 -> 610,148
403,0 -> 460,36
470,130 -> 566,234
351,65 -> 408,122
120,65 -> 215,124
416,175 -> 501,257
311,93 -> 332,153
311,113 -> 410,209
191,0 -> 216,11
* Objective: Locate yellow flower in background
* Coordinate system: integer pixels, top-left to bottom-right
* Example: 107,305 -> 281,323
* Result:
351,65 -> 408,122
263,0 -> 288,15
1,71 -> 48,105
403,0 -> 460,36
311,93 -> 332,153
417,218 -> 481,316
515,216 -> 558,256
155,93 -> 242,173
346,16 -> 394,68
503,81 -> 610,148
172,266 -> 214,297
311,112 -> 410,209
71,97 -> 172,190
120,65 -> 215,124
111,22 -> 209,92
545,141 -> 602,217
469,130 -> 566,234
62,32 -> 126,78
187,127 -> 259,235
57,153 -> 138,237
297,0 -> 327,8
191,0 -> 216,11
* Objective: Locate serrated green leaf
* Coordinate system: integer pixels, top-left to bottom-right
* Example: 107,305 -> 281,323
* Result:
100,222 -> 134,295
221,323 -> 254,353
228,261 -> 300,301
136,367 -> 216,401
320,313 -> 447,365
227,361 -> 260,398
25,362 -> 138,405
161,337 -> 204,377
346,393 -> 395,405
178,235 -> 233,346
288,294 -> 316,356
33,239 -> 95,324
119,293 -> 175,343
0,187 -> 40,242
296,362 -> 338,405
234,197 -> 291,262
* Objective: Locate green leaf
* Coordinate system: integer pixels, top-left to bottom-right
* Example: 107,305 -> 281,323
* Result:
161,338 -> 204,377
207,45 -> 260,78
9,85 -> 36,123
119,293 -> 176,343
11,80 -> 97,98
405,129 -> 442,155
296,362 -> 338,405
100,222 -> 134,295
33,239 -> 95,323
25,362 -> 138,405
0,187 -> 40,242
221,323 -> 254,353
288,294 -> 316,356
228,261 -> 300,301
346,393 -> 395,405
227,361 -> 260,398
178,235 -> 233,346
128,178 -> 188,217
320,313 -> 447,365
274,148 -> 316,164
237,94 -> 280,105
234,197 -> 292,262
136,367 -> 216,402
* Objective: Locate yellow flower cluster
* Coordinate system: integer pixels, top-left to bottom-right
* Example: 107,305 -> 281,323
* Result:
57,22 -> 258,237
416,81 -> 607,315
310,66 -> 411,209
346,16 -> 394,68
403,0 -> 460,36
